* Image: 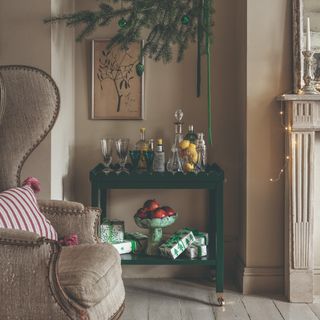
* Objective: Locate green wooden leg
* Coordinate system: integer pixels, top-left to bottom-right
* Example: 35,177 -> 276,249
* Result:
215,182 -> 224,296
101,188 -> 107,222
91,183 -> 99,207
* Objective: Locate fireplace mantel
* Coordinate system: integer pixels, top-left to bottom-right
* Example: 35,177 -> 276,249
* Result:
278,93 -> 320,302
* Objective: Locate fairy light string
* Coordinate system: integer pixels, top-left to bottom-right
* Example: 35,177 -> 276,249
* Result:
269,102 -> 291,183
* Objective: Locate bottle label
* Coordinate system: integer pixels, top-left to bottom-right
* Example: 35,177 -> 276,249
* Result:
153,152 -> 165,172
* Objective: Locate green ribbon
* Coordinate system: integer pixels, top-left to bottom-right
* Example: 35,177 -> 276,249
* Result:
204,0 -> 212,145
184,228 -> 207,244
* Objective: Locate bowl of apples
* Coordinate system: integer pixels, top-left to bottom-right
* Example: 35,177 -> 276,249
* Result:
134,199 -> 178,255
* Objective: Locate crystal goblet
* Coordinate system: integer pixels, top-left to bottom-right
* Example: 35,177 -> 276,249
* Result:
100,138 -> 114,174
115,138 -> 130,173
129,150 -> 141,172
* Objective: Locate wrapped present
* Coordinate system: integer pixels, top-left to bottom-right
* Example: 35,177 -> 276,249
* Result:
185,228 -> 209,245
159,228 -> 195,259
124,232 -> 148,254
185,243 -> 207,259
112,240 -> 136,255
100,219 -> 125,244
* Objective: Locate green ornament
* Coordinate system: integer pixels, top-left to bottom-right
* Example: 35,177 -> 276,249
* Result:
118,17 -> 127,28
181,15 -> 190,25
136,63 -> 144,77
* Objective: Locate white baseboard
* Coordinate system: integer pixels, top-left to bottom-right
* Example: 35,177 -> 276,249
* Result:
236,257 -> 284,294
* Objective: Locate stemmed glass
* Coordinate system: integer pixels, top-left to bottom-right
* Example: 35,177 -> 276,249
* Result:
115,138 -> 130,173
100,138 -> 114,174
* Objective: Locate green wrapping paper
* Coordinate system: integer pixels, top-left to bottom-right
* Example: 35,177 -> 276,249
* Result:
124,232 -> 148,254
100,219 -> 125,244
185,228 -> 209,245
112,240 -> 136,255
159,229 -> 196,259
185,243 -> 207,259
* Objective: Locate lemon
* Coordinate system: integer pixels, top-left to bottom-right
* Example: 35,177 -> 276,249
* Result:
184,162 -> 194,172
179,140 -> 190,150
189,143 -> 196,149
190,151 -> 198,163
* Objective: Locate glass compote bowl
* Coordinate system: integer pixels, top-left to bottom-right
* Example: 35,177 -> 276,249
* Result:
100,138 -> 114,174
134,212 -> 178,255
115,138 -> 130,173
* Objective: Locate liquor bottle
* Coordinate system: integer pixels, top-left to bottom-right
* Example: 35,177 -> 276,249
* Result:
196,133 -> 207,172
153,139 -> 166,172
167,109 -> 184,173
135,128 -> 148,169
148,139 -> 154,152
184,125 -> 198,143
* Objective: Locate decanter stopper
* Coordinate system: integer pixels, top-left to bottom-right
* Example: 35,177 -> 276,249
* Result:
174,109 -> 184,123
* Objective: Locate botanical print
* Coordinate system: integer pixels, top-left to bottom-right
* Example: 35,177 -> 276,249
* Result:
92,40 -> 143,119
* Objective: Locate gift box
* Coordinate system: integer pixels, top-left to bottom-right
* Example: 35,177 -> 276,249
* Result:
185,243 -> 207,259
185,228 -> 209,245
112,240 -> 136,255
159,228 -> 195,259
124,232 -> 148,254
100,219 -> 125,244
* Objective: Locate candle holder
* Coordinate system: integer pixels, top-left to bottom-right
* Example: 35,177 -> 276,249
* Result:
301,50 -> 319,95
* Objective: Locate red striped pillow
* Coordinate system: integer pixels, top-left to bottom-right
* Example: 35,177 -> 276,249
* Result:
0,184 -> 57,240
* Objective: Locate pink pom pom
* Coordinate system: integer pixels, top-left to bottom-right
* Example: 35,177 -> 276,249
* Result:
59,234 -> 79,246
22,177 -> 40,194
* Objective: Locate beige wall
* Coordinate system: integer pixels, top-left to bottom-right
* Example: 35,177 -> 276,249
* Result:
0,0 -> 296,291
74,0 -> 243,277
0,0 -> 52,198
51,0 -> 76,200
240,0 -> 292,293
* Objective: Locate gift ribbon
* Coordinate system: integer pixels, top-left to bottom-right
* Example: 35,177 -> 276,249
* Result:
205,0 -> 212,145
185,228 -> 208,245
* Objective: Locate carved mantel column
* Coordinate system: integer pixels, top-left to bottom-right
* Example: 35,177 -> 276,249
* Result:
278,94 -> 320,302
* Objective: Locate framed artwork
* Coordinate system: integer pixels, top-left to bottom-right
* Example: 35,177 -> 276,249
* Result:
91,39 -> 144,120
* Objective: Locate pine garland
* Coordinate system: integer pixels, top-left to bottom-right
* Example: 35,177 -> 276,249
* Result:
44,0 -> 213,63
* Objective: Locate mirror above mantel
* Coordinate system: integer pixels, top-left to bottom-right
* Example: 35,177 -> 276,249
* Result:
293,0 -> 320,93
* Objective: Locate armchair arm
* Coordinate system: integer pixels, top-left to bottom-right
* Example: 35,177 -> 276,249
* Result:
0,228 -> 88,320
38,199 -> 100,244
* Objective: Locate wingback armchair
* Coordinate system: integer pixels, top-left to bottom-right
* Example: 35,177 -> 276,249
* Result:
0,65 -> 125,320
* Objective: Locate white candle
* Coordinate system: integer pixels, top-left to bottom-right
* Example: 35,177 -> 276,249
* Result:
306,17 -> 311,51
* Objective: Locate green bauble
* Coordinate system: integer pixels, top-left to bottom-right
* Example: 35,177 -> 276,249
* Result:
118,17 -> 127,28
136,63 -> 144,77
181,15 -> 191,25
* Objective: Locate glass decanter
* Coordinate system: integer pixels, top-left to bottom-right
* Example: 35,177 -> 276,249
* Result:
167,109 -> 184,173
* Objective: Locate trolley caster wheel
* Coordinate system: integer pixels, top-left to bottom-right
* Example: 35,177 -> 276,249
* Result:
217,295 -> 225,306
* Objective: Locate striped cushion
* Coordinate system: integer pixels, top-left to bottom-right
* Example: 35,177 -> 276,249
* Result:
0,185 -> 57,240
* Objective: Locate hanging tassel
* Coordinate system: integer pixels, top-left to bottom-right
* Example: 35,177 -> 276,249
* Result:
204,0 -> 212,145
196,0 -> 204,97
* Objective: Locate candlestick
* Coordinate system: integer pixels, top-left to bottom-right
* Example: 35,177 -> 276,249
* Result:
306,17 -> 311,51
301,50 -> 319,95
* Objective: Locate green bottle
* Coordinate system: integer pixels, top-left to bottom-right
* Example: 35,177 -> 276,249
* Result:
184,125 -> 198,143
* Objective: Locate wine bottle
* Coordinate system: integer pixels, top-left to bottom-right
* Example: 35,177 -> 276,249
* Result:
153,139 -> 166,172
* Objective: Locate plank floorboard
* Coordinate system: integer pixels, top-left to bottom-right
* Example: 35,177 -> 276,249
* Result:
274,300 -> 319,320
241,296 -> 285,320
123,279 -> 320,320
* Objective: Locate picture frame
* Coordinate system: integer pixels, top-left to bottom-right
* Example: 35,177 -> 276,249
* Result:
91,39 -> 145,120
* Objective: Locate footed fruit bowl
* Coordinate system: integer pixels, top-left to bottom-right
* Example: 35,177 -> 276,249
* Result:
134,200 -> 178,255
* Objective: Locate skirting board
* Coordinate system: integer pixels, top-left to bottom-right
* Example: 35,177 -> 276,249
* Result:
236,257 -> 284,294
314,268 -> 320,295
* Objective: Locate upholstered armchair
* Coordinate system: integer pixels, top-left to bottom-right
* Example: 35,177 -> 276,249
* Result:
0,65 -> 125,320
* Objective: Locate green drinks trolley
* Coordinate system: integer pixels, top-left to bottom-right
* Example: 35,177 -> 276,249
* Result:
90,163 -> 225,305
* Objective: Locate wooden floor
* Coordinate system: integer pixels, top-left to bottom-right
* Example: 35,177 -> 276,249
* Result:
122,279 -> 320,320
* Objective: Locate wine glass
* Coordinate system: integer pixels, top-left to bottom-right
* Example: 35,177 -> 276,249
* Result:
115,138 -> 130,173
100,138 -> 114,173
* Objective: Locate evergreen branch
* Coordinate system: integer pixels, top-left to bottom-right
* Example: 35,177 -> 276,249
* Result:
44,0 -> 214,63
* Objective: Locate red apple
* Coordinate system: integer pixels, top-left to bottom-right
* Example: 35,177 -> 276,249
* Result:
136,208 -> 148,219
143,199 -> 160,211
152,208 -> 167,219
162,206 -> 176,217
